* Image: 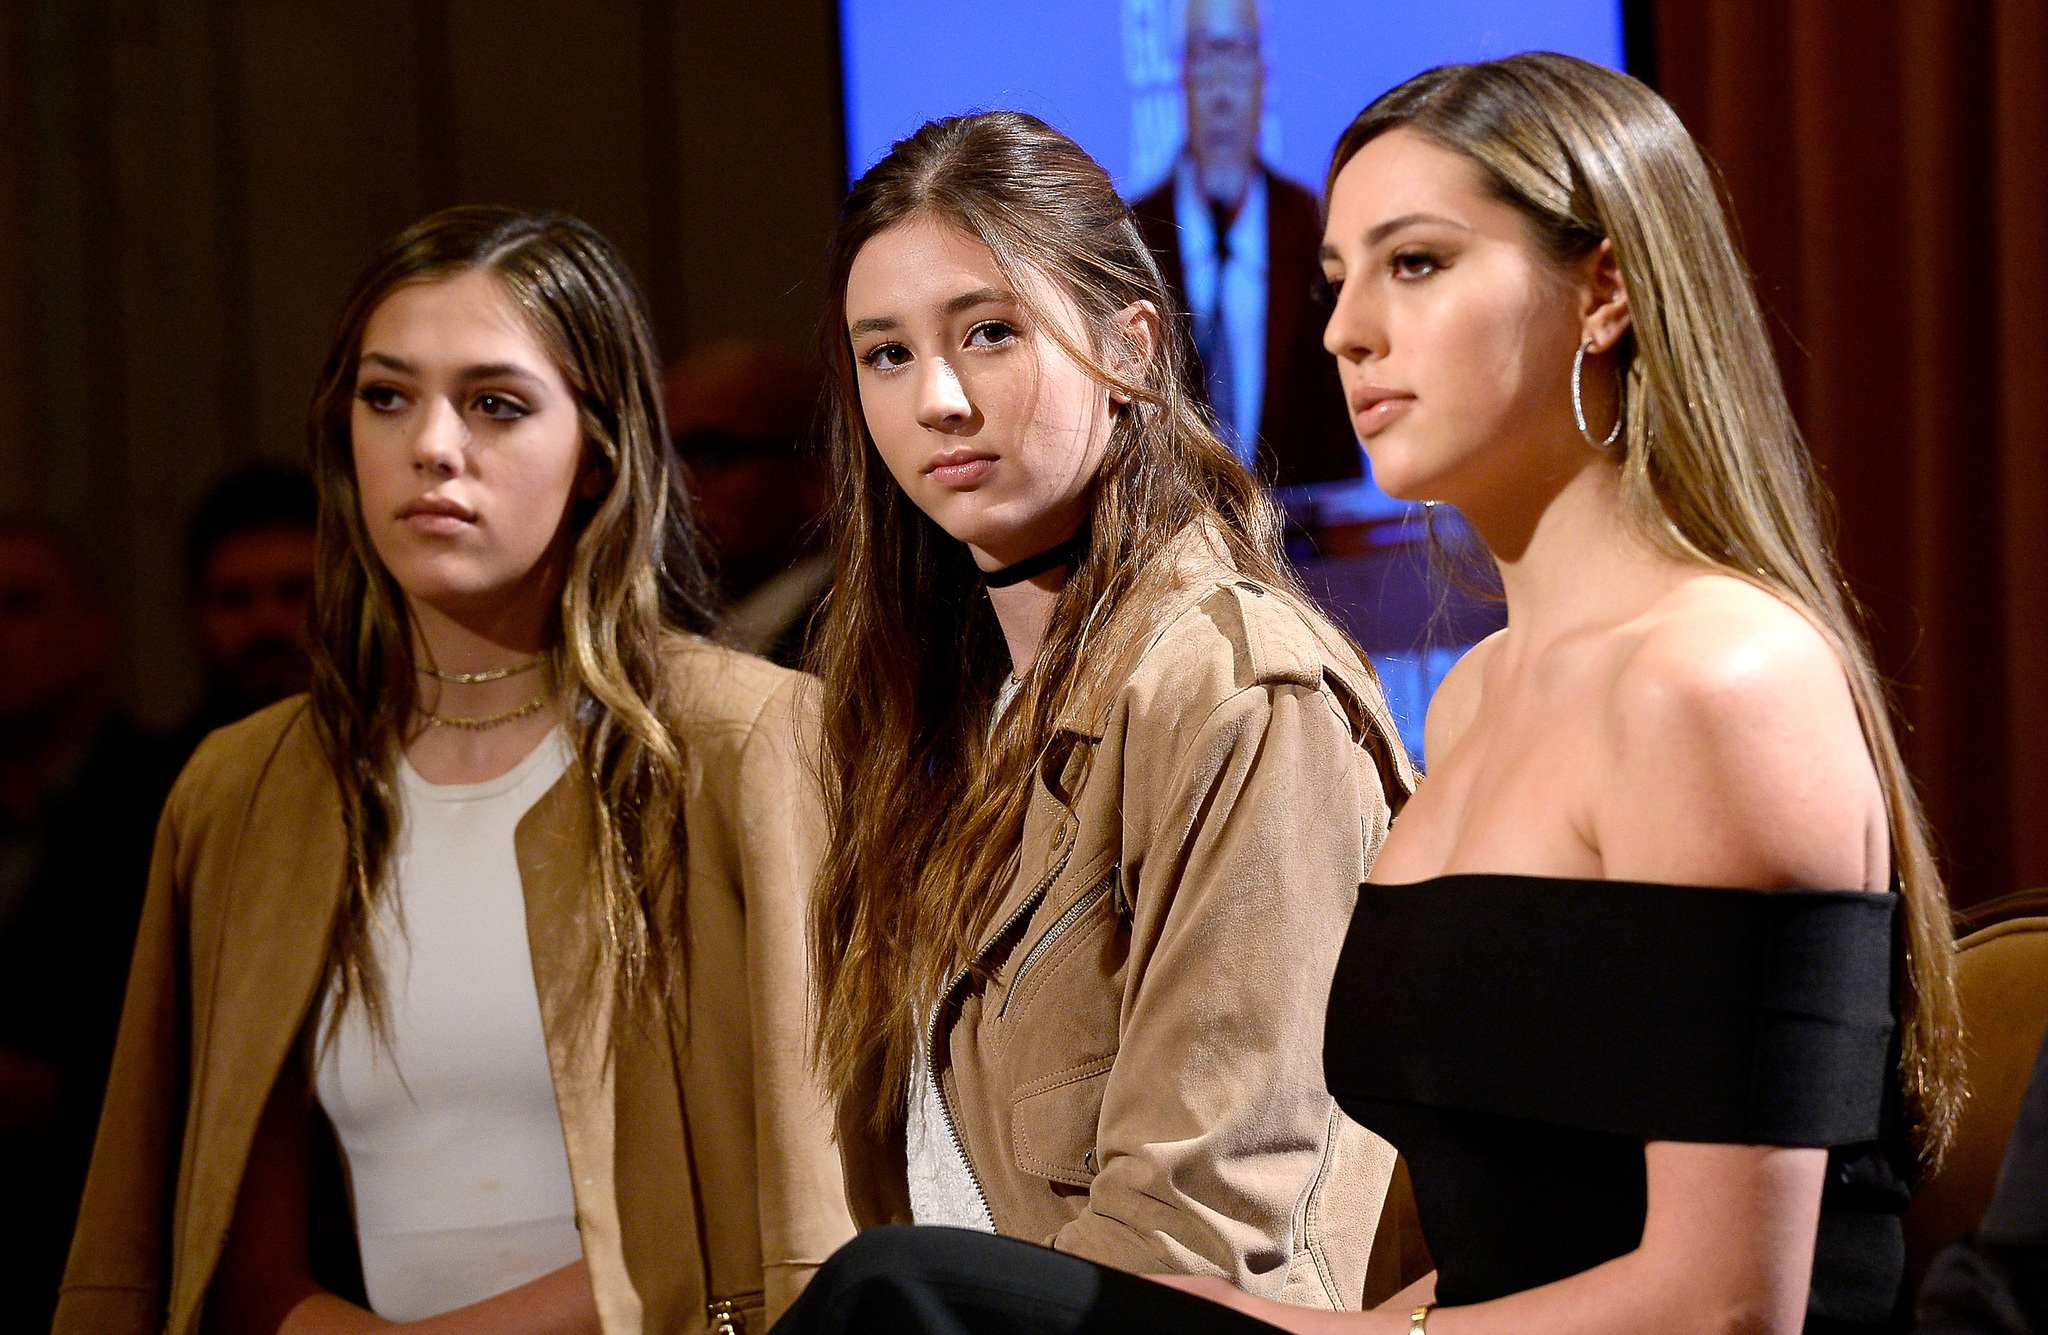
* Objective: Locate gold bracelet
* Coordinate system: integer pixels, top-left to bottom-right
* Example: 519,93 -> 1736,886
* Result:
1410,1305 -> 1434,1333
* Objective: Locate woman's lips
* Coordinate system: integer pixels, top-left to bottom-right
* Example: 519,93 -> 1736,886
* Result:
396,496 -> 477,536
925,453 -> 997,488
1351,394 -> 1415,438
403,511 -> 474,537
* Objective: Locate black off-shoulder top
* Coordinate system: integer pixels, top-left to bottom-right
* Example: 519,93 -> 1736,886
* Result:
1324,875 -> 1911,1334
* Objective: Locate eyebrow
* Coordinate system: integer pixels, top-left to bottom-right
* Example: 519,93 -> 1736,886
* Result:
943,285 -> 1014,316
456,362 -> 545,384
1319,212 -> 1473,264
358,352 -> 546,385
846,286 -> 1019,340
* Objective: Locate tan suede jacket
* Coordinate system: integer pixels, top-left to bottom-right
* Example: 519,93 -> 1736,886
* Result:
838,535 -> 1419,1309
54,638 -> 853,1335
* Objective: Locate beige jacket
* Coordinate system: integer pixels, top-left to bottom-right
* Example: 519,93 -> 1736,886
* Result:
839,535 -> 1418,1309
54,637 -> 853,1335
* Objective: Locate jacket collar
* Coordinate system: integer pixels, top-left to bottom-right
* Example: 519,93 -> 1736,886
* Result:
1050,523 -> 1253,740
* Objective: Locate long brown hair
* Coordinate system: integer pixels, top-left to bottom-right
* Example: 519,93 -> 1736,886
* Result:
1330,53 -> 1965,1161
809,112 -> 1352,1132
306,205 -> 716,1039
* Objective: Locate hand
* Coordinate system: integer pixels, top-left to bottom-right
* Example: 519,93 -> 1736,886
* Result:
279,1264 -> 600,1335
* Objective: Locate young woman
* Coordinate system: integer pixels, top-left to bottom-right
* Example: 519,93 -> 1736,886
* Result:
802,110 -> 1417,1311
1159,51 -> 1965,1335
780,55 -> 1963,1335
54,207 -> 852,1335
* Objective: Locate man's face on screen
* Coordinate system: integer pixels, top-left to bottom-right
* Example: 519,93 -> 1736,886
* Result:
843,218 -> 1120,570
1183,0 -> 1262,200
1319,129 -> 1595,508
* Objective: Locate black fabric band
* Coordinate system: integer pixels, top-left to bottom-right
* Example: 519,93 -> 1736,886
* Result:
1324,873 -> 1898,1146
981,537 -> 1081,588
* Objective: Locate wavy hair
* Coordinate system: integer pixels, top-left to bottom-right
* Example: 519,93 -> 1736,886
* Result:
805,111 -> 1374,1133
1330,53 -> 1965,1161
305,205 -> 715,1040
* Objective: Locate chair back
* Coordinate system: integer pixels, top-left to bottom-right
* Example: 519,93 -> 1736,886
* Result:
1902,912 -> 2048,1277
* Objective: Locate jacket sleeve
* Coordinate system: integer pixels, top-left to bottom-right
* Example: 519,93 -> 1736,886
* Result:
52,783 -> 191,1335
736,675 -> 857,1322
1049,677 -> 1386,1297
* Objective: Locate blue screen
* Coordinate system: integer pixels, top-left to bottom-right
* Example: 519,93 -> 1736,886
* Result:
842,1 -> 1626,195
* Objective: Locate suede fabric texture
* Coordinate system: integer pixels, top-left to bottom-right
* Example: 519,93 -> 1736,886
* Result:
836,533 -> 1417,1310
52,636 -> 853,1335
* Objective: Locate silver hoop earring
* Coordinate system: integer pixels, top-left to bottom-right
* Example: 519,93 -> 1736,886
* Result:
1571,341 -> 1623,449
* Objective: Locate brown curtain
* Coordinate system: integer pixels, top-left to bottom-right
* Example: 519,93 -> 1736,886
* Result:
1654,2 -> 2048,911
0,0 -> 845,729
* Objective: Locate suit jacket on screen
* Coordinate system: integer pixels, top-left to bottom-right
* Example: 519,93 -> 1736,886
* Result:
1132,165 -> 1362,490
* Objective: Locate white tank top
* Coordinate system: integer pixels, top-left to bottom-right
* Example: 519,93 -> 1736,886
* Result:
314,730 -> 581,1321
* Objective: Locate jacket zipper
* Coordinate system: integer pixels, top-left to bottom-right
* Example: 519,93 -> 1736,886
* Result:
996,863 -> 1116,1019
927,834 -> 1075,1224
707,1291 -> 763,1334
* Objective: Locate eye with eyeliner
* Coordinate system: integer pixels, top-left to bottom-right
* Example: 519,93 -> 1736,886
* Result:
965,319 -> 1017,350
858,342 -> 910,372
357,383 -> 407,413
1390,247 -> 1447,280
472,392 -> 531,422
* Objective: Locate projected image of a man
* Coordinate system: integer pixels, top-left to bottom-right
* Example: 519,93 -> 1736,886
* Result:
1132,0 -> 1362,488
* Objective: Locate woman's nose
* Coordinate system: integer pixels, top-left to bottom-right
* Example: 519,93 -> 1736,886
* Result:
411,398 -> 466,478
915,357 -> 973,431
1322,280 -> 1383,365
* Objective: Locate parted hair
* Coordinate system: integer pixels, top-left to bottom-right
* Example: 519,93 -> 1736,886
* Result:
305,205 -> 716,1040
1330,53 -> 1965,1161
807,112 -> 1331,1133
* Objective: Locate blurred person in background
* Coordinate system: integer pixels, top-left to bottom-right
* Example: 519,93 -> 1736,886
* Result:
173,463 -> 317,762
666,338 -> 831,668
0,517 -> 177,1335
1129,0 -> 1361,488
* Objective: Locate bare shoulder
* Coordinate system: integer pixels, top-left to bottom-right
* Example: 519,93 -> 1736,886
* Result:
1421,629 -> 1500,767
1597,573 -> 1884,890
1609,574 -> 1850,733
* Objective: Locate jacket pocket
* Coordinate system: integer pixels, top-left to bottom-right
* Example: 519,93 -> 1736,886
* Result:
997,865 -> 1115,1019
1010,1054 -> 1116,1186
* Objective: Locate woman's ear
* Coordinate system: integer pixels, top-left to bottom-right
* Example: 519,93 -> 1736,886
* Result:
1107,299 -> 1161,405
1578,238 -> 1632,355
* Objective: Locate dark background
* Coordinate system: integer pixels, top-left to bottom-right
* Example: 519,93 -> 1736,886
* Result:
0,0 -> 845,725
0,0 -> 2040,911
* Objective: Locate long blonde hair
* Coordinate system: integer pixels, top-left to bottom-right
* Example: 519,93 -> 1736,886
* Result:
807,112 -> 1374,1134
1332,53 -> 1965,1161
305,206 -> 716,1039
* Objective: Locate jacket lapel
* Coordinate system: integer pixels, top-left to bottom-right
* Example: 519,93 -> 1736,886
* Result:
516,772 -> 683,1335
170,707 -> 347,1335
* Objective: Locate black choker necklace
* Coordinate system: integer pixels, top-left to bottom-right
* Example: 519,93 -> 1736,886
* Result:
982,536 -> 1082,588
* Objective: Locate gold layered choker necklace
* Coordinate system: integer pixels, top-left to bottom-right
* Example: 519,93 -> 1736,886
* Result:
422,695 -> 548,731
416,655 -> 543,684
